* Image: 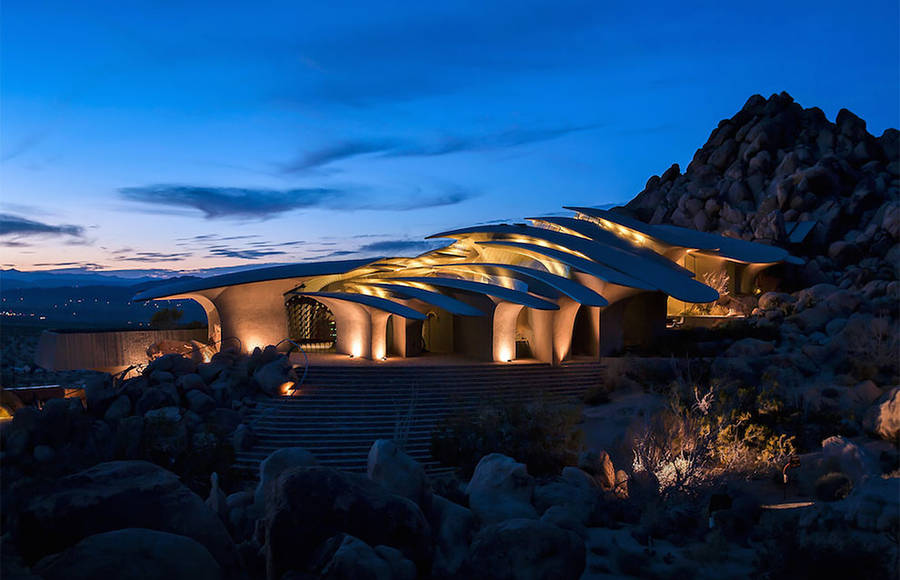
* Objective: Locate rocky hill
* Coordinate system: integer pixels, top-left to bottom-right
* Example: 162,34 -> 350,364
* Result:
621,92 -> 899,289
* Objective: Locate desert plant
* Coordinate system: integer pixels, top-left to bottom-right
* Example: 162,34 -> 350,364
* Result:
430,397 -> 584,477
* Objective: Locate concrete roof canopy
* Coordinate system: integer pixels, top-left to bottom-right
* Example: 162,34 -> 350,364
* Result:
387,276 -> 561,310
132,258 -> 380,301
432,262 -> 609,306
361,283 -> 486,316
290,291 -> 428,320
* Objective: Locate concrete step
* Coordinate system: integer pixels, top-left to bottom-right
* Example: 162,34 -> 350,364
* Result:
234,363 -> 601,476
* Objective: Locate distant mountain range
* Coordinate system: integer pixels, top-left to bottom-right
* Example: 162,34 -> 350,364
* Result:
0,262 -> 294,290
0,264 -> 291,328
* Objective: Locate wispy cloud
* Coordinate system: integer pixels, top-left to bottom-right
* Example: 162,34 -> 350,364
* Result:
207,247 -> 288,259
317,238 -> 449,259
281,125 -> 597,173
119,185 -> 347,219
281,139 -> 398,173
112,251 -> 194,263
119,183 -> 477,220
0,213 -> 85,239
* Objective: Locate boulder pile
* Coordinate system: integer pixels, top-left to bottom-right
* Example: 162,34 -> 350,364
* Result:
250,442 -> 591,580
0,346 -> 297,495
624,92 -> 898,290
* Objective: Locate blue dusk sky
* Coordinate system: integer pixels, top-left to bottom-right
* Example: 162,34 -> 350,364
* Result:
1,1 -> 898,275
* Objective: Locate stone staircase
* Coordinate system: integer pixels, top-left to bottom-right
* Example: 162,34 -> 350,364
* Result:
233,362 -> 604,476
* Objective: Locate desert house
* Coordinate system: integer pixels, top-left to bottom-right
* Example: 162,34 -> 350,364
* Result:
130,207 -> 801,365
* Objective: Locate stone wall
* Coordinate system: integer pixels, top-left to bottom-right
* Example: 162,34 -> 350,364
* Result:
35,328 -> 208,373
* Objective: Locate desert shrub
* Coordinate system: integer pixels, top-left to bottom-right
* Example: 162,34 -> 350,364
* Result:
814,472 -> 852,502
430,398 -> 583,477
626,376 -> 798,494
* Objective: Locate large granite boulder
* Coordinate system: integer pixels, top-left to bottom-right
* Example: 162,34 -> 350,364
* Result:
33,528 -> 222,580
863,386 -> 900,441
464,518 -> 585,580
836,476 -> 900,532
265,466 -> 432,579
308,534 -> 416,580
253,356 -> 294,397
820,436 -> 878,486
532,467 -> 598,525
255,447 -> 319,511
466,454 -> 538,525
429,494 -> 476,579
16,461 -> 240,576
367,439 -> 432,509
578,449 -> 615,490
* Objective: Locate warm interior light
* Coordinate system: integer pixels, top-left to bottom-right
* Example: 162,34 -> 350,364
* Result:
280,381 -> 295,396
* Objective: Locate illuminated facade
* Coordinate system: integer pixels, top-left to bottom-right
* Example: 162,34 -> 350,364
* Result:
134,208 -> 800,364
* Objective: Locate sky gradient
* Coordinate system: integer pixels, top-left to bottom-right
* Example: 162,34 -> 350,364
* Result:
2,1 -> 898,276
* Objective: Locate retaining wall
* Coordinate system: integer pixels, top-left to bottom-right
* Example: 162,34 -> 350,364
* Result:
35,328 -> 208,373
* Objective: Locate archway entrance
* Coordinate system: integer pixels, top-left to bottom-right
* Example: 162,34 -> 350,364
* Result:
422,309 -> 453,354
571,305 -> 598,357
285,296 -> 337,352
515,307 -> 533,359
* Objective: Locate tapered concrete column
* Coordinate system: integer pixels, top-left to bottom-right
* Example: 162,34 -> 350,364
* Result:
390,315 -> 408,357
528,308 -> 555,364
212,283 -> 290,352
314,298 -> 371,358
552,298 -> 581,364
492,301 -> 525,362
369,309 -> 391,360
599,300 -> 625,356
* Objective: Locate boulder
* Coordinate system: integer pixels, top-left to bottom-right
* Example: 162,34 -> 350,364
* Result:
577,449 -> 615,490
233,423 -> 256,451
83,374 -> 117,414
367,439 -> 432,509
265,466 -> 432,579
758,291 -> 796,312
820,436 -> 878,486
309,534 -> 415,580
429,494 -> 476,579
103,395 -> 132,422
206,408 -> 242,438
465,518 -> 585,580
540,505 -> 587,541
197,360 -> 230,384
186,390 -> 216,415
374,545 -> 417,580
862,386 -> 900,441
724,337 -> 775,358
113,415 -> 144,458
466,454 -> 538,525
135,388 -> 177,416
255,447 -> 319,510
17,461 -> 240,575
176,373 -> 207,393
142,407 -> 188,463
837,476 -> 900,532
33,528 -> 222,580
253,356 -> 294,397
533,469 -> 598,525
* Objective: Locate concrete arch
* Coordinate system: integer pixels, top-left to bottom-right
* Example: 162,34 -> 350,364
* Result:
308,296 -> 371,358
492,301 -> 525,362
187,293 -> 221,346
